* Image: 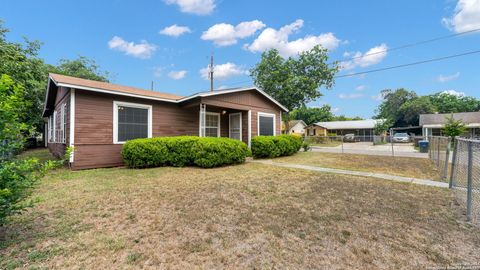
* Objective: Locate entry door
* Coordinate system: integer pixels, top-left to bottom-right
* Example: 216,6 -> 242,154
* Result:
229,113 -> 242,141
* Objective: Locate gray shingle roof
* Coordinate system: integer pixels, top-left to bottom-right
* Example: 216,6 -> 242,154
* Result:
419,112 -> 480,126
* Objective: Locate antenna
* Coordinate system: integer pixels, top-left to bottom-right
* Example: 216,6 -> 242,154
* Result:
209,53 -> 214,92
151,81 -> 154,91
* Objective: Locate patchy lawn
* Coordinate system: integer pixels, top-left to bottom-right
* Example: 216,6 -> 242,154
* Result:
15,148 -> 57,163
1,150 -> 479,269
274,151 -> 442,181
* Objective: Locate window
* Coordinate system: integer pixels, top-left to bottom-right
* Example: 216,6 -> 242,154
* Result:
53,111 -> 57,142
258,112 -> 275,136
205,112 -> 220,137
113,101 -> 152,144
60,103 -> 66,143
48,116 -> 53,143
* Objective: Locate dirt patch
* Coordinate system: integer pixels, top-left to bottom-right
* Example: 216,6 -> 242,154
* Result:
1,163 -> 478,269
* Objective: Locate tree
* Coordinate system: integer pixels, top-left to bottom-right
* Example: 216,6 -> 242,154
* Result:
398,96 -> 436,126
250,45 -> 339,115
289,105 -> 334,125
442,115 -> 466,139
429,92 -> 480,113
332,115 -> 364,121
373,118 -> 393,135
51,56 -> 110,82
375,88 -> 417,127
0,21 -> 110,135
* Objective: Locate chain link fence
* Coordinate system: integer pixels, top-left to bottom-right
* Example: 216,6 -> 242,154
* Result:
428,136 -> 450,180
450,138 -> 480,223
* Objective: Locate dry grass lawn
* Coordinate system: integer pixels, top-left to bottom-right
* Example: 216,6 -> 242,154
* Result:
1,151 -> 479,269
274,151 -> 442,181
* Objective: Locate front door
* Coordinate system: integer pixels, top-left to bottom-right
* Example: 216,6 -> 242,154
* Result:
229,113 -> 242,141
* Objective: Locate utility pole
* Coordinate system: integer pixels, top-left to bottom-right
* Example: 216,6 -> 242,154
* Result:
209,53 -> 214,92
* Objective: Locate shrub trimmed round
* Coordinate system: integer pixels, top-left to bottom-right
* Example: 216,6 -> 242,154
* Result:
251,135 -> 302,158
121,136 -> 248,168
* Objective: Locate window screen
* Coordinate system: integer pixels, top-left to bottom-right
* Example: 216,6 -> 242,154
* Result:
259,115 -> 274,136
205,113 -> 219,137
117,106 -> 149,142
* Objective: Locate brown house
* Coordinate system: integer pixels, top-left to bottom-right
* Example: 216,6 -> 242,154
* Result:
43,74 -> 288,169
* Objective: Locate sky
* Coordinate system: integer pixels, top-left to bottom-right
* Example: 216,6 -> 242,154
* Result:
2,0 -> 480,118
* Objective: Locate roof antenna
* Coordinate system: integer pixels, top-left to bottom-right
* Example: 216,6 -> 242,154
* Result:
209,52 -> 214,92
151,81 -> 154,91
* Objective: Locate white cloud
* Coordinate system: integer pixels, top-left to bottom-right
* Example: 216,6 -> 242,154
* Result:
153,67 -> 164,77
371,93 -> 384,101
341,43 -> 388,70
245,19 -> 341,57
355,85 -> 366,91
201,20 -> 266,46
442,0 -> 480,33
159,24 -> 192,37
168,70 -> 187,80
108,36 -> 156,59
339,93 -> 364,99
331,107 -> 340,113
441,89 -> 466,97
200,62 -> 247,80
164,0 -> 215,15
437,72 -> 460,83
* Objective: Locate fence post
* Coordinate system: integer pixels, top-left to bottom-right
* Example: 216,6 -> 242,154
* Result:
341,136 -> 344,154
436,138 -> 440,167
449,139 -> 457,189
466,140 -> 473,221
390,134 -> 395,157
443,140 -> 450,180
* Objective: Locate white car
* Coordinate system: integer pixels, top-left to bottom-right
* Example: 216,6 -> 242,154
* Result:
392,133 -> 410,143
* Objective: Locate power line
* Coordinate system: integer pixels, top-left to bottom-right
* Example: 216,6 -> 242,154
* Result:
335,49 -> 480,78
225,28 -> 480,86
334,27 -> 480,64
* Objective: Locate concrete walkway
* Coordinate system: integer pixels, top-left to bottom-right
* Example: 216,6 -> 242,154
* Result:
251,159 -> 448,188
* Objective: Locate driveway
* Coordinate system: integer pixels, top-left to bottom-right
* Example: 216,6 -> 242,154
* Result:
312,141 -> 428,158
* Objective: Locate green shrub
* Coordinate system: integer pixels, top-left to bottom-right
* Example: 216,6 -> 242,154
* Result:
121,136 -> 248,169
302,142 -> 311,152
251,135 -> 302,158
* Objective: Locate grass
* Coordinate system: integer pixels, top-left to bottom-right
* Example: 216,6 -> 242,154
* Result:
15,148 -> 58,163
310,141 -> 342,147
274,151 -> 443,181
1,149 -> 479,268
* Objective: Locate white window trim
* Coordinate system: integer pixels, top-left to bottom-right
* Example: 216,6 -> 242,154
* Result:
205,112 -> 221,137
113,101 -> 152,144
257,112 -> 276,136
53,111 -> 57,143
60,103 -> 66,144
69,89 -> 75,162
247,110 -> 252,147
229,112 -> 242,141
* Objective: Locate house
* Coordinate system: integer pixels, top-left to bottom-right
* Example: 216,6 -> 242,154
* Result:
420,112 -> 480,138
43,74 -> 288,169
305,119 -> 384,139
284,120 -> 306,135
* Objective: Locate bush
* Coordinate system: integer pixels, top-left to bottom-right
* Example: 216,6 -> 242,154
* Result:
251,135 -> 302,158
302,142 -> 311,152
121,136 -> 249,169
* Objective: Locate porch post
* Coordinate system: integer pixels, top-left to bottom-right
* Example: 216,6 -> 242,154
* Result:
247,110 -> 252,148
199,103 -> 206,137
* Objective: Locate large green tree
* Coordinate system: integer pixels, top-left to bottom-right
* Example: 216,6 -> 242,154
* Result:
399,96 -> 436,126
250,45 -> 339,114
0,21 -> 110,134
375,88 -> 418,127
289,105 -> 334,125
428,92 -> 480,113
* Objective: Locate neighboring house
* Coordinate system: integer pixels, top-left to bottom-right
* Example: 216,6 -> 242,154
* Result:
420,112 -> 480,138
284,120 -> 306,135
43,74 -> 288,169
305,119 -> 384,139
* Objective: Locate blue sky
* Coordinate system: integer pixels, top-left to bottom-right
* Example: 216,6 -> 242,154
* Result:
2,0 -> 480,118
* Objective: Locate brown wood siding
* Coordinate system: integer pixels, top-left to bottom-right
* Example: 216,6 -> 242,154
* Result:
71,89 -> 285,169
47,87 -> 70,158
72,90 -> 199,169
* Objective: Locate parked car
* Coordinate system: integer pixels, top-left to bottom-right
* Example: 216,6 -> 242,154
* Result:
343,133 -> 356,142
392,133 -> 410,143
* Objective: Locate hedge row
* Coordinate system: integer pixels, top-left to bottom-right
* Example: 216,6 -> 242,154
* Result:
121,136 -> 249,168
251,135 -> 302,158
